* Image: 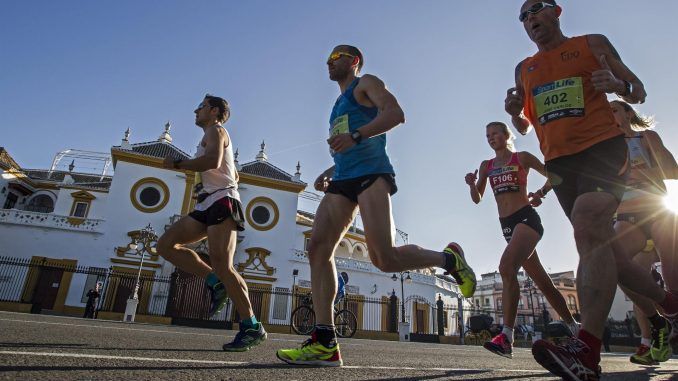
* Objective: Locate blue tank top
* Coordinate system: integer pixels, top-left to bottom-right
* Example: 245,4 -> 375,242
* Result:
329,77 -> 394,180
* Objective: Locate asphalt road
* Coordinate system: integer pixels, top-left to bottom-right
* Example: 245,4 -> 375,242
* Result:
0,311 -> 675,380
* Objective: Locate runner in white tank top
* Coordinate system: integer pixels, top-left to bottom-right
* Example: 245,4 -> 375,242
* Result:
193,126 -> 240,212
157,94 -> 266,352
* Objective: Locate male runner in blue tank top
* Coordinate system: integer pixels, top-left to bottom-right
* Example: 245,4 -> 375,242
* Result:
276,45 -> 477,367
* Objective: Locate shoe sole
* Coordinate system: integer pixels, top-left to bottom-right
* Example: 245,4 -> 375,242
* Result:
532,344 -> 583,381
222,332 -> 267,352
629,357 -> 658,366
276,351 -> 343,367
483,342 -> 512,359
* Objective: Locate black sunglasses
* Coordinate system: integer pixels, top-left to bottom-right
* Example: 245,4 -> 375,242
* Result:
519,2 -> 555,22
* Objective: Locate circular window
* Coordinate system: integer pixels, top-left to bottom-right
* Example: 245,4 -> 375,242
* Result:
139,187 -> 161,207
245,197 -> 279,231
252,205 -> 271,225
130,178 -> 170,213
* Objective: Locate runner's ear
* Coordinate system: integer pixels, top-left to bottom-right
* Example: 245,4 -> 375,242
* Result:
555,5 -> 562,17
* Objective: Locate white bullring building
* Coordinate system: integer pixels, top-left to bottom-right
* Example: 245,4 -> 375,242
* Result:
0,124 -> 470,336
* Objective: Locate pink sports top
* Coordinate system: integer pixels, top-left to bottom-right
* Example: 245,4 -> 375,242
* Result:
487,152 -> 528,196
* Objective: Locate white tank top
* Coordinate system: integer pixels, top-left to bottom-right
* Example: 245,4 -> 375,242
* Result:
193,126 -> 240,211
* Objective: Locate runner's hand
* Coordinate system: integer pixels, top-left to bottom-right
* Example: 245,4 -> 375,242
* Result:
328,133 -> 356,154
465,170 -> 478,186
591,55 -> 625,94
314,173 -> 330,192
505,87 -> 524,117
528,190 -> 544,207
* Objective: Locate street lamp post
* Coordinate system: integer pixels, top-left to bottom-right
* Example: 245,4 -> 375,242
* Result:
392,271 -> 412,323
124,224 -> 157,323
524,277 -> 537,336
392,271 -> 412,342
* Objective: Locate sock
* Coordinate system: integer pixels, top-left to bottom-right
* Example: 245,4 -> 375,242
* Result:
577,329 -> 601,367
315,324 -> 337,348
502,326 -> 514,343
658,291 -> 678,315
206,272 -> 220,288
641,337 -> 651,347
240,315 -> 258,330
648,314 -> 667,331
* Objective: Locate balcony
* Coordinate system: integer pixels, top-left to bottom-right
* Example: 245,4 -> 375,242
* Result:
0,209 -> 104,234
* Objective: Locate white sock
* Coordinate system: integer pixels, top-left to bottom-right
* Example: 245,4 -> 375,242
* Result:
641,337 -> 651,347
502,326 -> 514,343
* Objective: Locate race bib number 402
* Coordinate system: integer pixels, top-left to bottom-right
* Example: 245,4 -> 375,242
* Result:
532,77 -> 585,125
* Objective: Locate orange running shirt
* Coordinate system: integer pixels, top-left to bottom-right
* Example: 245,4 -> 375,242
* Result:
520,36 -> 622,161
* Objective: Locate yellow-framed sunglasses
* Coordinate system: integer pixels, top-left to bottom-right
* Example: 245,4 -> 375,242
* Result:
327,52 -> 355,64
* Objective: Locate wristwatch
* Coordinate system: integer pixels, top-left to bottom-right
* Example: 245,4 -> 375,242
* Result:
350,130 -> 363,144
619,80 -> 632,97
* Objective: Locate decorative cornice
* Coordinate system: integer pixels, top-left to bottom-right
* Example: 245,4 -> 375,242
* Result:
239,172 -> 305,193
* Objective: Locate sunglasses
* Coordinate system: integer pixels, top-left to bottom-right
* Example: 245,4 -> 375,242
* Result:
519,2 -> 555,22
196,103 -> 213,111
327,52 -> 355,64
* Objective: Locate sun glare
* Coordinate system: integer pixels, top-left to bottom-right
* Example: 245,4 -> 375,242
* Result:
664,180 -> 678,213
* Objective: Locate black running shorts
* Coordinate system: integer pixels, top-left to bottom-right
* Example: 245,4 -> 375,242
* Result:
189,196 -> 245,230
545,135 -> 628,220
326,173 -> 397,203
499,205 -> 544,243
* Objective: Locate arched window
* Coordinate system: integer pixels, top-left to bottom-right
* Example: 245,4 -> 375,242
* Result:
26,194 -> 54,213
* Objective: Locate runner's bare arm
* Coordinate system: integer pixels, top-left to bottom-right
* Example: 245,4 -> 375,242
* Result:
587,34 -> 647,104
354,74 -> 405,138
327,74 -> 405,153
520,151 -> 551,201
506,61 -> 532,135
644,131 -> 678,179
467,161 -> 489,204
164,126 -> 226,171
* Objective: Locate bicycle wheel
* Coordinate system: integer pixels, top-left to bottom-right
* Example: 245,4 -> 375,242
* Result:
334,309 -> 357,338
291,305 -> 315,335
463,331 -> 476,345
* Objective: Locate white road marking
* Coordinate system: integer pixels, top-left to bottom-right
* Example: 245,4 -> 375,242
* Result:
0,350 -> 246,365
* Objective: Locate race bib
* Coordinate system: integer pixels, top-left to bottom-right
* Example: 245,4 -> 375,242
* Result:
330,114 -> 350,136
532,77 -> 585,125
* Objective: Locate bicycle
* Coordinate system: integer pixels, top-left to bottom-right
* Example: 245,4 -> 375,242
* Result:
290,292 -> 358,338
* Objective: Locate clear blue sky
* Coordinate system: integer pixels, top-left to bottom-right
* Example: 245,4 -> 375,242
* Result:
2,1 -> 677,275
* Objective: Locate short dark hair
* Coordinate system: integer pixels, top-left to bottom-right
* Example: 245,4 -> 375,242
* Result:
336,45 -> 364,72
204,94 -> 231,123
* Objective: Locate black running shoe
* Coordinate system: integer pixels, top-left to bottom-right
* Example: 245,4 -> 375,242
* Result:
223,324 -> 267,352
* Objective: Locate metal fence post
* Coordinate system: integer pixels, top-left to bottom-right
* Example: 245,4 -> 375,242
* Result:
436,295 -> 444,336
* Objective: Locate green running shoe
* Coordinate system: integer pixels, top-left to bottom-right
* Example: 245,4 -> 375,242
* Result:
443,242 -> 476,298
651,322 -> 671,362
277,335 -> 343,367
630,344 -> 657,365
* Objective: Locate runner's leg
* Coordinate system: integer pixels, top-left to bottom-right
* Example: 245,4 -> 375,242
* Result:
308,194 -> 358,326
498,223 -> 540,330
207,217 -> 252,318
358,178 -> 445,272
156,216 -> 210,277
651,213 -> 678,292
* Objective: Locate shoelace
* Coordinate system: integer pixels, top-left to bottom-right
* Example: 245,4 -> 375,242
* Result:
562,338 -> 588,356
